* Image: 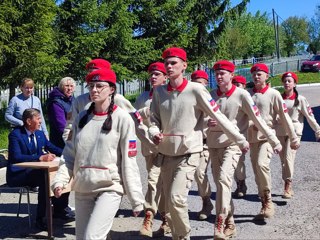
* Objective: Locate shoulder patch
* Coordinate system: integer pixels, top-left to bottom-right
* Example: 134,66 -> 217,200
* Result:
209,99 -> 219,112
134,111 -> 142,124
252,104 -> 260,116
283,103 -> 288,113
128,140 -> 137,157
307,106 -> 313,115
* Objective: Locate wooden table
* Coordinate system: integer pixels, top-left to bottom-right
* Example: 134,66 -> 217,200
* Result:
13,161 -> 67,239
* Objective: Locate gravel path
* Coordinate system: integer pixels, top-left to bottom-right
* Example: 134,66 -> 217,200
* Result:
0,85 -> 319,239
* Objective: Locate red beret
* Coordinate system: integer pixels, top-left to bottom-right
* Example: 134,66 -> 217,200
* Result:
162,47 -> 187,61
148,62 -> 166,74
232,75 -> 247,85
213,60 -> 235,72
250,63 -> 269,74
85,59 -> 111,70
85,69 -> 116,84
191,70 -> 208,81
282,71 -> 298,83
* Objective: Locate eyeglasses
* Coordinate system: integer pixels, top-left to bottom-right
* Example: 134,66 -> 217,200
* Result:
86,83 -> 110,92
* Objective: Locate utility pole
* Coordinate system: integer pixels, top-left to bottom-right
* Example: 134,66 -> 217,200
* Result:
272,9 -> 280,62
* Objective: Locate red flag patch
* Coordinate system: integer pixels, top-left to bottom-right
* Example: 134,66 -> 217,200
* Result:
209,99 -> 219,112
134,111 -> 142,124
128,140 -> 137,157
252,105 -> 260,116
307,106 -> 313,115
283,103 -> 288,113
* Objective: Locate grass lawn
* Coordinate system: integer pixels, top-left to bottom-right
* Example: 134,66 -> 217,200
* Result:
0,71 -> 319,150
270,72 -> 320,87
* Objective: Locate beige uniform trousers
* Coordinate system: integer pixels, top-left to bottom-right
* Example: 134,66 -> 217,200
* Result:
144,153 -> 165,214
160,152 -> 200,239
194,148 -> 211,198
209,145 -> 242,215
75,191 -> 122,239
234,153 -> 246,182
278,136 -> 301,181
250,141 -> 273,197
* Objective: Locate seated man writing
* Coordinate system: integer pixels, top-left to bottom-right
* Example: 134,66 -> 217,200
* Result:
6,108 -> 63,230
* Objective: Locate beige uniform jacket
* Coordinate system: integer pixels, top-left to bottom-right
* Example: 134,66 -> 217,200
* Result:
275,94 -> 320,139
52,106 -> 145,212
247,85 -> 298,144
134,90 -> 158,156
149,79 -> 247,156
208,85 -> 280,149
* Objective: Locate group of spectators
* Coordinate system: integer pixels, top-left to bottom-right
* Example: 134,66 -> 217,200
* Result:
3,46 -> 320,240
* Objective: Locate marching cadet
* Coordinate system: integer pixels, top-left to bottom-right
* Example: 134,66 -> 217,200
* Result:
276,72 -> 320,198
232,76 -> 248,198
248,64 -> 300,220
52,69 -> 144,239
149,47 -> 249,240
135,62 -> 170,237
63,59 -> 135,141
190,70 -> 214,220
63,59 -> 155,152
208,61 -> 282,239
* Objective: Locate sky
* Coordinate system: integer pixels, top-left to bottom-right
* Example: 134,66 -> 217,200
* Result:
232,0 -> 320,21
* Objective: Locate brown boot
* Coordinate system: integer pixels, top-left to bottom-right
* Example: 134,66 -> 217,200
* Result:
233,180 -> 247,198
198,196 -> 214,220
153,212 -> 171,238
214,213 -> 227,240
139,210 -> 154,237
256,192 -> 275,220
282,180 -> 294,199
224,214 -> 236,239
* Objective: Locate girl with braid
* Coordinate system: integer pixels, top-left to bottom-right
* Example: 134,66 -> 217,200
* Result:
52,69 -> 144,239
248,64 -> 300,220
276,72 -> 320,199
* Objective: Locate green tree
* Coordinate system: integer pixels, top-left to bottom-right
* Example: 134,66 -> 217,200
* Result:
0,0 -> 64,99
308,5 -> 320,54
281,16 -> 309,57
187,0 -> 249,66
216,11 -> 275,61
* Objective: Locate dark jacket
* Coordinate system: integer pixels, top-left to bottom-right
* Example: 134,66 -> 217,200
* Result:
6,127 -> 62,185
47,87 -> 74,148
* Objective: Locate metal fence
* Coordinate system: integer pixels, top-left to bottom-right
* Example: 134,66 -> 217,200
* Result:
0,55 -> 311,108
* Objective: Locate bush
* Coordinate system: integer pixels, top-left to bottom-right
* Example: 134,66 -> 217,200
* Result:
0,109 -> 10,150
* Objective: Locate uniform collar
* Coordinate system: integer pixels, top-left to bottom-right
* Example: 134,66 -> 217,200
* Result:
167,79 -> 188,92
282,92 -> 296,100
217,84 -> 236,97
253,84 -> 269,94
93,105 -> 118,116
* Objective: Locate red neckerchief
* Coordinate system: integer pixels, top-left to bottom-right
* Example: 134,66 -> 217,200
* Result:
282,92 -> 296,100
149,89 -> 153,99
253,84 -> 269,94
93,105 -> 118,115
217,84 -> 236,97
167,79 -> 188,92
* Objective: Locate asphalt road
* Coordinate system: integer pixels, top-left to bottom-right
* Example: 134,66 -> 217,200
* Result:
0,84 -> 319,239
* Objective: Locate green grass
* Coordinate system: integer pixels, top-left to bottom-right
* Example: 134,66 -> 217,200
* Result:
270,72 -> 320,87
0,110 -> 11,150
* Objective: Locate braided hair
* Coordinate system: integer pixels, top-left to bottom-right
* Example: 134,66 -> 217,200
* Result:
78,102 -> 95,129
102,83 -> 116,131
293,86 -> 299,107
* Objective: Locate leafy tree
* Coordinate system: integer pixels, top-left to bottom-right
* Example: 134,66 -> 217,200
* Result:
281,16 -> 309,57
187,0 -> 249,67
0,0 -> 64,98
216,11 -> 275,61
308,5 -> 320,54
